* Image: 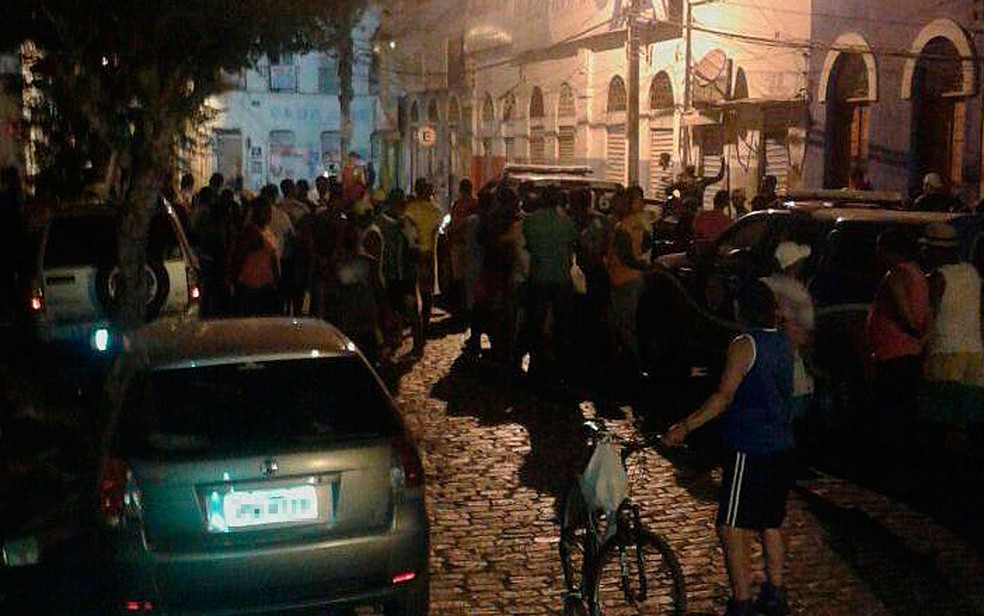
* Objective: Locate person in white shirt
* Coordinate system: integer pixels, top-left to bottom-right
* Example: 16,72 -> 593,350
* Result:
922,222 -> 982,387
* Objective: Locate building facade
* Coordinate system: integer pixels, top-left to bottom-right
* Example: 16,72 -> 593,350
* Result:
197,11 -> 385,193
379,0 -> 811,209
805,1 -> 983,204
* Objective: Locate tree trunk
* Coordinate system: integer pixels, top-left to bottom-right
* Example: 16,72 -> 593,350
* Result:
115,125 -> 173,331
337,31 -> 354,157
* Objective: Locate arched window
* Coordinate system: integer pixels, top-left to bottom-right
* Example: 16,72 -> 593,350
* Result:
649,72 -> 673,110
502,91 -> 516,122
558,82 -> 576,118
410,100 -> 420,124
427,99 -> 440,123
607,76 -> 627,113
529,87 -> 545,119
482,94 -> 495,122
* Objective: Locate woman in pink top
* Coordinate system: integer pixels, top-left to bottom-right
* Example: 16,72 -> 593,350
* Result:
865,228 -> 929,447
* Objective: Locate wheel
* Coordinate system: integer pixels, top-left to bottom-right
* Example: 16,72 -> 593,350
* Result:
559,483 -> 590,596
588,529 -> 686,616
96,262 -> 170,320
143,261 -> 170,320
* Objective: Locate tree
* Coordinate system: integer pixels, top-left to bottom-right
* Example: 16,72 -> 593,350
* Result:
0,0 -> 374,328
323,4 -> 366,158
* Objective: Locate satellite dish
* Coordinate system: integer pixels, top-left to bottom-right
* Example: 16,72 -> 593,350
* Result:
695,49 -> 728,83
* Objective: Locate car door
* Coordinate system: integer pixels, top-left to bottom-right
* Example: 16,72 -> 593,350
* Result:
697,212 -> 783,315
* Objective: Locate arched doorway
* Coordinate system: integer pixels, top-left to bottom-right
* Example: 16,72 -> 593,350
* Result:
501,91 -> 517,161
409,99 -> 420,184
910,36 -> 965,195
529,86 -> 546,164
825,53 -> 871,188
648,71 -> 675,196
557,82 -> 576,164
606,76 -> 627,183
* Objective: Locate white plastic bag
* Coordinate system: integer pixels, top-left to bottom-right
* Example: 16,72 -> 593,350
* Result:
570,255 -> 587,295
579,442 -> 628,512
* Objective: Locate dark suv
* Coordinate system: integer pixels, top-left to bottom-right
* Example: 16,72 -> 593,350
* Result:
639,205 -> 984,418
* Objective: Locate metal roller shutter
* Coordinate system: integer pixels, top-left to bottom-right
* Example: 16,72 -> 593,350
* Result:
701,154 -> 724,210
530,126 -> 545,165
558,126 -> 575,164
648,128 -> 674,197
606,124 -> 626,184
765,137 -> 789,191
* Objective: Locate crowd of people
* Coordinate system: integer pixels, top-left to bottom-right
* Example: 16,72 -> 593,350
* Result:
169,158 -> 445,365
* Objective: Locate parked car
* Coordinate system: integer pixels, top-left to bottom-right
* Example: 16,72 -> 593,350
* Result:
640,204 -> 984,422
25,200 -> 198,355
88,317 -> 429,615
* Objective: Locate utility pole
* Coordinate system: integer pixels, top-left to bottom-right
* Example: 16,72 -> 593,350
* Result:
626,0 -> 641,186
682,0 -> 694,169
682,0 -> 724,170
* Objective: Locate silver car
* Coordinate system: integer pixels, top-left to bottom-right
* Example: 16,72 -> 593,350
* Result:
97,317 -> 429,615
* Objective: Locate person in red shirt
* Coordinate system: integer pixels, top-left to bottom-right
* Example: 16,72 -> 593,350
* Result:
693,189 -> 734,243
865,227 -> 929,449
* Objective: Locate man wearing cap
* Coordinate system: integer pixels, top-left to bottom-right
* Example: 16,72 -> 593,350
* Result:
764,241 -> 815,425
921,222 -> 983,431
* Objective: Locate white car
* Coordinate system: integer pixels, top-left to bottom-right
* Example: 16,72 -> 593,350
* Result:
27,201 -> 198,354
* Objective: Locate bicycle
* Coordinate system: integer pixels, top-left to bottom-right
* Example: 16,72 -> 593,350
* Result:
559,420 -> 686,616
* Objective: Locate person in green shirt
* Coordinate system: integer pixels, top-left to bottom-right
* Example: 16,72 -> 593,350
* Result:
522,185 -> 578,381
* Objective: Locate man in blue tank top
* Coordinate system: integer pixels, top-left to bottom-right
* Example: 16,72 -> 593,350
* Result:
666,280 -> 794,616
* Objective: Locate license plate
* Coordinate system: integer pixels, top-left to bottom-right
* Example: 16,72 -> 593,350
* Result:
208,485 -> 319,531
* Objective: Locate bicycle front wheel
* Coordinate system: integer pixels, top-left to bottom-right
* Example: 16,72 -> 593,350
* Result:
588,529 -> 686,616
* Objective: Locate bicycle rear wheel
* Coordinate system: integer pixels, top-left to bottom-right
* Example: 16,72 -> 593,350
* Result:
588,529 -> 686,616
559,483 -> 589,595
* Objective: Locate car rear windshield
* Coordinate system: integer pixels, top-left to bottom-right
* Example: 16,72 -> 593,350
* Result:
44,216 -> 117,267
43,210 -> 182,269
116,356 -> 399,456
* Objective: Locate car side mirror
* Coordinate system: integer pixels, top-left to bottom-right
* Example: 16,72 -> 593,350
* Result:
2,536 -> 41,567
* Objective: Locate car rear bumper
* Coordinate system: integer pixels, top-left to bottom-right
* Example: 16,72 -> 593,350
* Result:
113,502 -> 429,615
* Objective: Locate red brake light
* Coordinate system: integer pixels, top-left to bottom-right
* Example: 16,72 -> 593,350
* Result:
392,434 -> 424,489
123,600 -> 154,612
29,288 -> 44,313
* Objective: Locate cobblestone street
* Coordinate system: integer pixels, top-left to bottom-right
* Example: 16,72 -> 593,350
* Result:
388,325 -> 984,616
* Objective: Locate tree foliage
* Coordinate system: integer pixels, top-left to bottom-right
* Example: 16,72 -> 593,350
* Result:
0,0 -> 374,326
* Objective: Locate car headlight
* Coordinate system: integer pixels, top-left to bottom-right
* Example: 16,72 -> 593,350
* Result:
92,327 -> 112,353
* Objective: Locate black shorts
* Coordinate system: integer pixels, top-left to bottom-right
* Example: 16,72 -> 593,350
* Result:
716,450 -> 794,531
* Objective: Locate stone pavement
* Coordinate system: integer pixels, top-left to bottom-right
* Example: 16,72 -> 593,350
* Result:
388,327 -> 984,616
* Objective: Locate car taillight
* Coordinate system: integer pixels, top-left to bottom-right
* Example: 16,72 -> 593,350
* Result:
392,434 -> 424,490
187,268 -> 200,304
29,288 -> 44,314
99,457 -> 140,526
123,599 -> 154,612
